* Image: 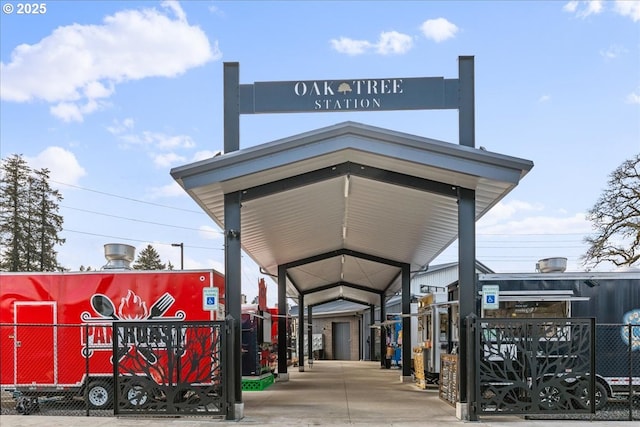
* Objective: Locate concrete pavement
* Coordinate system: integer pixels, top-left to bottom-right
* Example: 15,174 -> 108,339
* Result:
0,360 -> 637,426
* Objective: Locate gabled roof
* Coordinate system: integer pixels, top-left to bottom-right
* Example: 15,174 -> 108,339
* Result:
171,121 -> 533,307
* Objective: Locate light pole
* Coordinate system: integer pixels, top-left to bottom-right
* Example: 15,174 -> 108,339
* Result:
171,243 -> 184,270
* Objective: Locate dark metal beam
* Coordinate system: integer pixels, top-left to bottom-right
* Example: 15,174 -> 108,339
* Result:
240,161 -> 459,203
283,247 -> 405,270
308,295 -> 371,308
303,281 -> 384,296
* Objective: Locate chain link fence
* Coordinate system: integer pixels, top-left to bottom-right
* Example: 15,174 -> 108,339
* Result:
1,321 -> 227,417
1,323 -> 115,416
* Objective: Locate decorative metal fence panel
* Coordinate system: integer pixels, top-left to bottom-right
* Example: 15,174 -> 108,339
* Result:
474,317 -> 596,415
113,321 -> 226,416
529,324 -> 639,422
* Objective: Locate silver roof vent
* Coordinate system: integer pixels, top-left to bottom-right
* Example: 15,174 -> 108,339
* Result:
102,243 -> 135,270
535,257 -> 567,273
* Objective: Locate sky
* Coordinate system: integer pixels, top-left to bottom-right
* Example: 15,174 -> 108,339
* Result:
1,0 -> 639,305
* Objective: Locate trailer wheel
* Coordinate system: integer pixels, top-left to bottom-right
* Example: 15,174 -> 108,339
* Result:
87,381 -> 113,409
538,384 -> 563,410
123,380 -> 151,408
575,380 -> 608,410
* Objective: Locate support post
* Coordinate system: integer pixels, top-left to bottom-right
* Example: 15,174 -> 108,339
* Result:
308,305 -> 313,365
223,62 -> 242,420
457,187 -> 476,419
277,265 -> 289,380
369,304 -> 375,360
298,294 -> 305,371
380,293 -> 386,368
401,263 -> 412,381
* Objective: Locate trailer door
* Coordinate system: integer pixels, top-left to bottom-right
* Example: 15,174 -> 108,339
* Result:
15,302 -> 56,385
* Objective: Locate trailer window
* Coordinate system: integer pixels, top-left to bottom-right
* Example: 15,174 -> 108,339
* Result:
484,301 -> 567,319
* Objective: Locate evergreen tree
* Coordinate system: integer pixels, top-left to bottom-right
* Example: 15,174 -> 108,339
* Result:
31,168 -> 65,270
132,244 -> 166,270
0,154 -> 65,271
0,154 -> 31,271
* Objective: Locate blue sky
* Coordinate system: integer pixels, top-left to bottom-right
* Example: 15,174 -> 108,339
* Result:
1,1 -> 639,304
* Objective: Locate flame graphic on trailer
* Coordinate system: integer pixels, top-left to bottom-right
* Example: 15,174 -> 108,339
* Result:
80,290 -> 186,362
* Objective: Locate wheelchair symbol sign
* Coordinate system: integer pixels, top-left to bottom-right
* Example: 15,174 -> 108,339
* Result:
482,285 -> 499,310
203,287 -> 219,311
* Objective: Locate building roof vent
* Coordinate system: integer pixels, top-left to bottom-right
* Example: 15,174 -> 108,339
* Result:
535,257 -> 567,273
102,243 -> 135,270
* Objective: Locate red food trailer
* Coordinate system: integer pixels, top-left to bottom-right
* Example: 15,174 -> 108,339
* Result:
0,268 -> 225,409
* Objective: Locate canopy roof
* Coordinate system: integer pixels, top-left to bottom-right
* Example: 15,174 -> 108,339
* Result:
171,121 -> 533,307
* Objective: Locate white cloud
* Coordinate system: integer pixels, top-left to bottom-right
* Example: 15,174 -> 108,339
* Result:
376,31 -> 414,55
538,94 -> 552,103
152,152 -> 187,168
161,0 -> 186,22
563,1 -> 579,13
564,0 -> 604,18
50,103 -> 84,123
564,0 -> 639,20
479,212 -> 590,236
626,88 -> 640,104
150,133 -> 196,150
614,0 -> 640,22
330,30 -> 412,56
420,18 -> 459,43
599,44 -> 627,60
478,200 -> 544,227
50,98 -> 107,123
108,119 -> 196,167
1,1 -> 218,121
26,146 -> 87,186
107,118 -> 135,134
330,37 -> 373,56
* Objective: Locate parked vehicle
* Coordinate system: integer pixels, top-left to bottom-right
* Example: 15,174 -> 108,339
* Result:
0,246 -> 225,410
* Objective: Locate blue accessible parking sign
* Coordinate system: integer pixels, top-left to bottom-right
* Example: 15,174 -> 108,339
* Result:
203,287 -> 219,311
482,285 -> 499,310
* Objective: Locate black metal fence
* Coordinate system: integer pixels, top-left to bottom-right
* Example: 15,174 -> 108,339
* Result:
0,321 -> 227,417
472,318 -> 639,421
113,321 -> 226,416
528,324 -> 639,422
473,317 -> 596,415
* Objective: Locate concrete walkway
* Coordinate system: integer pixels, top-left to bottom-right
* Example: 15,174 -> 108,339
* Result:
1,360 -> 637,426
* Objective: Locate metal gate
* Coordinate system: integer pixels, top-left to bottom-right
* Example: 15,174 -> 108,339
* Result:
472,316 -> 596,415
112,320 -> 226,416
